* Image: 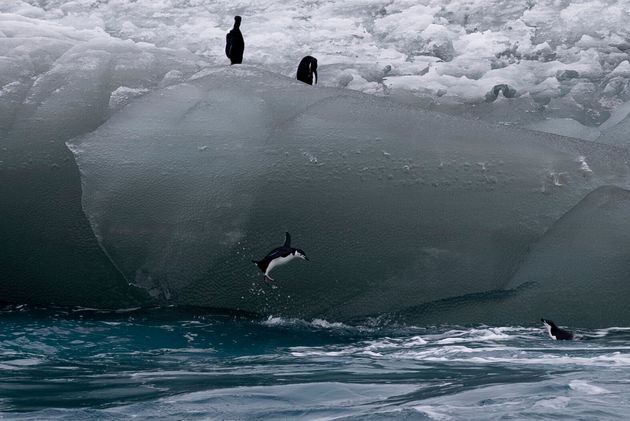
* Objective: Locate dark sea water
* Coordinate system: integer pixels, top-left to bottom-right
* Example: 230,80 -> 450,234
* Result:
2,305 -> 630,420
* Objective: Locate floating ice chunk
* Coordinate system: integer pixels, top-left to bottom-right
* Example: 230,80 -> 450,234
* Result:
610,60 -> 630,77
602,77 -> 628,97
373,5 -> 437,43
575,34 -> 601,49
335,72 -> 354,88
420,24 -> 457,61
0,1 -> 45,17
571,82 -> 598,107
555,69 -> 579,81
108,86 -> 149,112
573,50 -> 605,80
527,41 -> 556,62
343,72 -> 382,94
160,69 -> 184,87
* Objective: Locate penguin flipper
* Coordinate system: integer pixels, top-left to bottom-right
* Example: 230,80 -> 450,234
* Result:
283,232 -> 291,248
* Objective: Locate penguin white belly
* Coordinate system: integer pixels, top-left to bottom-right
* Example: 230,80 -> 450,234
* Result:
265,254 -> 296,276
543,322 -> 555,340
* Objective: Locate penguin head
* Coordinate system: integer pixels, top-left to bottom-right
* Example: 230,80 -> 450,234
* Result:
293,248 -> 309,261
234,16 -> 242,28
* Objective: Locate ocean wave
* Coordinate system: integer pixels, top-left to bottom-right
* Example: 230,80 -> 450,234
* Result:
260,315 -> 374,333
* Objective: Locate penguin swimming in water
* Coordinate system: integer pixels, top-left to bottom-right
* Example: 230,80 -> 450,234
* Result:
541,318 -> 574,340
252,232 -> 309,281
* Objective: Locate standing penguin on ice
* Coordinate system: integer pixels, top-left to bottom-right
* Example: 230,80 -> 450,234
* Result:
297,56 -> 318,85
541,318 -> 574,340
252,232 -> 309,282
225,16 -> 244,65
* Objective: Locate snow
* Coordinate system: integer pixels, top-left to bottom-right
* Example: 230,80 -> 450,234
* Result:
2,0 -> 630,133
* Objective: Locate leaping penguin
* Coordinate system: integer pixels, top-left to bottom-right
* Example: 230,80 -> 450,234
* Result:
541,318 -> 574,340
252,232 -> 309,282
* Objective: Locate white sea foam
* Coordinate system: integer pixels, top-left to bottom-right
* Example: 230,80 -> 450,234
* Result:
408,351 -> 630,367
431,327 -> 515,344
569,380 -> 610,395
0,358 -> 45,370
261,316 -> 356,331
413,405 -> 452,420
533,396 -> 571,410
286,324 -> 630,370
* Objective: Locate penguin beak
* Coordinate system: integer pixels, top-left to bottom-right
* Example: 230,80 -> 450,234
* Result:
304,256 -> 310,261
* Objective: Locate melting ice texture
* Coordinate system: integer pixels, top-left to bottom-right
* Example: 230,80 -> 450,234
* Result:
3,1 -> 630,325
60,67 -> 630,324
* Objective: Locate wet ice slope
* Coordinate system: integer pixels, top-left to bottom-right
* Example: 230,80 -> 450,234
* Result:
64,66 -> 630,324
3,2 -> 630,325
0,18 -> 202,308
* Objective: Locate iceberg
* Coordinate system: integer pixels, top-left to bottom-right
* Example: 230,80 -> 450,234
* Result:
0,25 -> 200,308
64,66 -> 630,323
3,5 -> 630,326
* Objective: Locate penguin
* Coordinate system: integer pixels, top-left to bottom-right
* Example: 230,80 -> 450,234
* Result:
252,232 -> 309,281
297,56 -> 318,85
485,83 -> 516,102
541,318 -> 574,340
225,16 -> 244,65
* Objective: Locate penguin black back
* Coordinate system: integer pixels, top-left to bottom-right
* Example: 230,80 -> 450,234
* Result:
226,16 -> 244,65
252,232 -> 309,281
253,233 -> 291,271
541,318 -> 574,340
297,56 -> 318,85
